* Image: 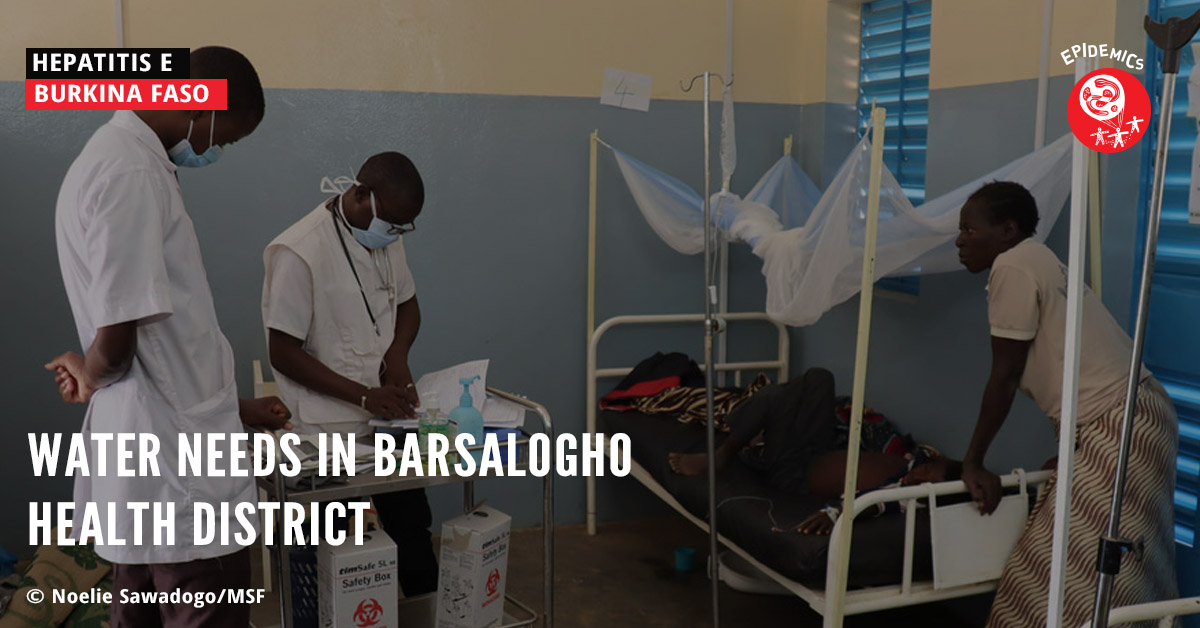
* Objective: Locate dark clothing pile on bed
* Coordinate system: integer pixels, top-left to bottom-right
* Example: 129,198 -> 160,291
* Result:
599,351 -> 705,410
600,352 -> 769,429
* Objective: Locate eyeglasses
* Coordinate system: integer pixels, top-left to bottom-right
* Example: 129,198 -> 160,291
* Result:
386,222 -> 416,236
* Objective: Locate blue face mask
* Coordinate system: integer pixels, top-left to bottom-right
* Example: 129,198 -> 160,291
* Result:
340,190 -> 399,250
168,112 -> 223,168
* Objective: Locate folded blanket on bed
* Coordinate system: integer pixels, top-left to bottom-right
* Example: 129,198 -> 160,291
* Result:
632,373 -> 772,431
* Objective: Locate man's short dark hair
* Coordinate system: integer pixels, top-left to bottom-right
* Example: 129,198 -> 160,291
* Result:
190,46 -> 264,124
358,152 -> 424,211
966,180 -> 1039,236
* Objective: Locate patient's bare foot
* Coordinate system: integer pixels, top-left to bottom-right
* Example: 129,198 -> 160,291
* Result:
668,452 -> 709,476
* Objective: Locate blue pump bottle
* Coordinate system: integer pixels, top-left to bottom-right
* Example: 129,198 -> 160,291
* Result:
448,375 -> 484,452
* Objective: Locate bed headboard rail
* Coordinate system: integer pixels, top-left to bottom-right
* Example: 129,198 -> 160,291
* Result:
585,311 -> 789,534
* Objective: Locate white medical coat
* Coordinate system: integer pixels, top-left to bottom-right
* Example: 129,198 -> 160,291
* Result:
262,204 -> 416,435
54,111 -> 257,564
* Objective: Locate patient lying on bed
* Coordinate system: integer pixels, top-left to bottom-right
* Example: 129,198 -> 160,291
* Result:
668,368 -> 961,534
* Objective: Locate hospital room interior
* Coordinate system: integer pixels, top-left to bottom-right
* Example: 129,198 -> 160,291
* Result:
6,0 -> 1200,626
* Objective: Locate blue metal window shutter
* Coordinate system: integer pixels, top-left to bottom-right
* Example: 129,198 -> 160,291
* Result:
859,0 -> 930,295
1142,0 -> 1200,547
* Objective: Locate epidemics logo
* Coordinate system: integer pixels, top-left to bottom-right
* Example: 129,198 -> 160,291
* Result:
353,598 -> 383,627
1067,67 -> 1150,153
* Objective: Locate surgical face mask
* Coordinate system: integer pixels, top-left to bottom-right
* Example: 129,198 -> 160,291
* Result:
168,112 -> 223,168
340,189 -> 399,250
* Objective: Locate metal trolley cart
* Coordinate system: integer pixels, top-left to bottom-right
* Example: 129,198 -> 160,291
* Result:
258,387 -> 554,628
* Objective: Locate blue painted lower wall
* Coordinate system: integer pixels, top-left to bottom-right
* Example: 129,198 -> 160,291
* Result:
4,76 -> 1184,606
0,85 -> 805,553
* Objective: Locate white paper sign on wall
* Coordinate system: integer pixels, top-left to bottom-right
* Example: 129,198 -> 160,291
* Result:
601,68 -> 652,112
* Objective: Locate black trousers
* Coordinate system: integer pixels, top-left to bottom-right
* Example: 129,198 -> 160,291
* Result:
728,367 -> 837,493
330,488 -> 438,596
372,488 -> 439,596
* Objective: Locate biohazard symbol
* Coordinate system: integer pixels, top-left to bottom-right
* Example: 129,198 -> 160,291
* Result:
485,569 -> 502,597
353,598 -> 384,627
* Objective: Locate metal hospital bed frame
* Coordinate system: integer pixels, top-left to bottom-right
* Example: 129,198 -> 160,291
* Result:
584,311 -> 1053,623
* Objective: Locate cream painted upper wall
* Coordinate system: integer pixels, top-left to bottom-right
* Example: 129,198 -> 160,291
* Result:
0,1 -> 1150,103
3,0 -> 833,105
930,0 -> 1122,90
3,1 -> 118,66
825,1 -> 862,106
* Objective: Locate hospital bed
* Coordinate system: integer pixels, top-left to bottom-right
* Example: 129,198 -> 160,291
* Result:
585,312 -> 1052,621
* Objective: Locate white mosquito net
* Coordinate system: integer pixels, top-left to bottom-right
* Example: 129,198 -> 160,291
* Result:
603,132 -> 1074,326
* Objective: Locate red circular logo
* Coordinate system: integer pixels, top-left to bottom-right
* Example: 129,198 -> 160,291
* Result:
1067,67 -> 1150,153
353,598 -> 383,627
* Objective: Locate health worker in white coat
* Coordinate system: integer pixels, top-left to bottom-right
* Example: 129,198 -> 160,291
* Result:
262,152 -> 438,595
46,47 -> 290,628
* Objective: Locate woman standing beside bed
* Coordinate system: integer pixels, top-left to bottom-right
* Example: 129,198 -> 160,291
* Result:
955,181 -> 1178,628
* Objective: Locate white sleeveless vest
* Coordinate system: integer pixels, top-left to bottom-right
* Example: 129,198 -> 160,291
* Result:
262,203 -> 401,427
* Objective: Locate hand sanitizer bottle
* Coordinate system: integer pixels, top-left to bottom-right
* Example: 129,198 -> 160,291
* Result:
448,376 -> 484,457
418,399 -> 442,468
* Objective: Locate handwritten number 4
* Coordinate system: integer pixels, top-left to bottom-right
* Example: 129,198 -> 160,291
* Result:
615,77 -> 635,107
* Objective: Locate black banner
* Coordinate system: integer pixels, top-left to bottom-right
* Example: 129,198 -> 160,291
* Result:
27,48 -> 189,79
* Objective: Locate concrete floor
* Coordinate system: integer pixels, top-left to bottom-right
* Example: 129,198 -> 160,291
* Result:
251,516 -> 995,627
505,517 -> 995,628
